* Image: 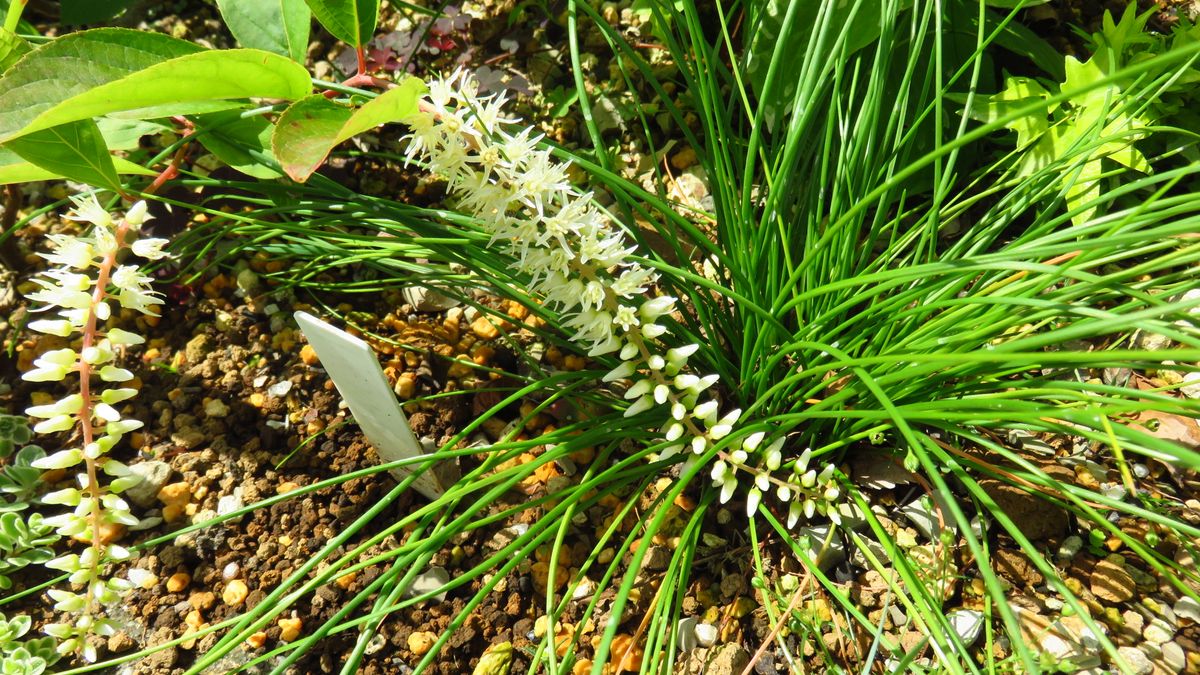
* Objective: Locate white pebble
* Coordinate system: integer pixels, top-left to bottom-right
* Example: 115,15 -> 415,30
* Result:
268,380 -> 293,397
222,562 -> 240,580
694,623 -> 717,648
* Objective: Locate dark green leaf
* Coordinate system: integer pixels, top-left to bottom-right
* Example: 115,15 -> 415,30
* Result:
194,110 -> 283,179
217,0 -> 312,63
304,0 -> 379,47
4,119 -> 121,190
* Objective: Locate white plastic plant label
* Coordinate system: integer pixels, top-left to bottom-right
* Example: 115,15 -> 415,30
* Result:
294,310 -> 444,500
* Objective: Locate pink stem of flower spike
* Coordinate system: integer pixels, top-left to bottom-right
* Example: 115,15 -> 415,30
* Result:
76,217 -> 132,614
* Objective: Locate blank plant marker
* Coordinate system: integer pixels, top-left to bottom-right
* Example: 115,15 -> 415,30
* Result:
294,310 -> 444,500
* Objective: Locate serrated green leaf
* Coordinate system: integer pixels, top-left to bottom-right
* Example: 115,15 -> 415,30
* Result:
218,0 -> 312,63
4,119 -> 121,191
0,28 -> 29,73
304,0 -> 379,48
193,110 -> 283,179
0,28 -> 312,143
272,76 -> 425,182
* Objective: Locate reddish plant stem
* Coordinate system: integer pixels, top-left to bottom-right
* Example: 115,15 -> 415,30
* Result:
76,218 -> 131,612
144,121 -> 195,197
356,45 -> 367,76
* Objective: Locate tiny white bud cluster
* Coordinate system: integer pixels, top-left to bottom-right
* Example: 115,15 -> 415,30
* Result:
403,71 -> 842,523
21,194 -> 166,661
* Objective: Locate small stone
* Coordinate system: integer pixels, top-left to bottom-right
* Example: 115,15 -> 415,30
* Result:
947,609 -> 984,645
125,461 -> 171,508
1143,623 -> 1173,645
223,579 -> 249,606
704,644 -> 750,675
1160,641 -> 1186,673
1174,596 -> 1200,624
166,572 -> 191,593
267,380 -> 293,397
471,317 -> 500,340
1057,535 -> 1083,561
246,631 -> 268,649
1090,559 -> 1135,603
278,617 -> 302,643
1117,646 -> 1152,675
203,398 -> 229,418
277,481 -> 301,495
107,631 -> 136,653
299,344 -> 319,365
184,334 -> 214,364
408,566 -> 450,603
408,630 -> 437,656
694,623 -> 718,648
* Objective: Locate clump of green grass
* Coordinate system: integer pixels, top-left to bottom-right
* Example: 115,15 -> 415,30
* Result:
152,0 -> 1200,673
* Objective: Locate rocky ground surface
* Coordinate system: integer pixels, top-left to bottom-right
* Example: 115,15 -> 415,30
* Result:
1,1 -> 1200,674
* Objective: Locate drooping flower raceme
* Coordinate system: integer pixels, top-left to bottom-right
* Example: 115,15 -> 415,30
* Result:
23,195 -> 168,662
402,71 -> 843,525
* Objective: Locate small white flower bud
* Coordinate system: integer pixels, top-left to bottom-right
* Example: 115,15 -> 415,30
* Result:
787,501 -> 803,529
642,323 -> 668,338
691,435 -> 707,454
801,470 -> 817,488
124,200 -> 150,227
764,444 -> 782,471
624,379 -> 652,400
99,365 -> 133,382
746,487 -> 762,516
710,460 -> 728,481
665,344 -> 699,367
674,374 -> 700,390
742,431 -> 765,452
28,319 -> 74,336
719,474 -> 738,504
730,449 -> 748,464
623,395 -> 654,418
755,472 -> 770,491
93,402 -> 122,422
639,296 -> 676,320
664,422 -> 684,442
692,400 -> 718,423
653,383 -> 669,405
602,361 -> 636,382
34,414 -> 76,434
101,387 -> 138,404
777,485 -> 792,501
671,402 -> 687,421
620,342 -> 639,360
33,446 -> 83,468
647,354 -> 665,370
105,419 -> 143,436
105,327 -> 145,345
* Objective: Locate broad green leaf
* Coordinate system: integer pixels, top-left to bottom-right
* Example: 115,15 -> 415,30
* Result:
272,77 -> 425,182
304,0 -> 379,48
0,28 -> 29,73
217,0 -> 312,63
4,119 -> 121,190
193,110 -> 283,179
0,151 -> 150,184
0,28 -> 312,143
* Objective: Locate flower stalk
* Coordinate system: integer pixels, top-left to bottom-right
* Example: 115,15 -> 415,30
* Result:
22,195 -> 168,662
402,71 -> 843,523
